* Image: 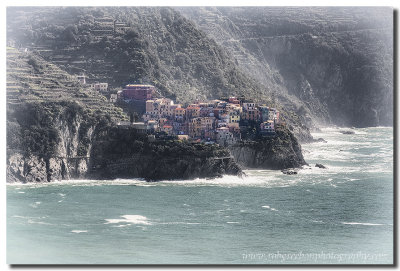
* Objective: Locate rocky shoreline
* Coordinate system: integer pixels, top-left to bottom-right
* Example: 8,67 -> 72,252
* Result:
6,102 -> 307,183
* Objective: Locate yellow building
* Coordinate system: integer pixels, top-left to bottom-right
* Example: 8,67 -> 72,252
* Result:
230,114 -> 240,123
174,107 -> 186,121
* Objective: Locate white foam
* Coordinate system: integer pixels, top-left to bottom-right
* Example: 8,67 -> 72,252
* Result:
112,224 -> 129,228
341,222 -> 385,226
262,205 -> 278,211
105,215 -> 151,225
71,230 -> 88,233
227,221 -> 240,224
17,192 -> 25,194
27,219 -> 52,225
29,202 -> 41,208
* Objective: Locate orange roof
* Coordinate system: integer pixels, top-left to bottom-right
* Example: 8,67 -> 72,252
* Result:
175,108 -> 185,110
163,125 -> 173,128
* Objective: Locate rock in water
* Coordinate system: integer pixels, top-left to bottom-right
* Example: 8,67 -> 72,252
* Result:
281,169 -> 298,175
315,163 -> 326,169
340,130 -> 355,134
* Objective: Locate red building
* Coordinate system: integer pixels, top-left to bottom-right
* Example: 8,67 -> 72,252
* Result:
122,84 -> 156,100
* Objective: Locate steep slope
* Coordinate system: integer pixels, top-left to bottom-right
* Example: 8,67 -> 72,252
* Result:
7,6 -> 314,141
6,47 -> 247,183
7,7 -> 264,103
179,7 -> 393,127
7,47 -> 128,182
6,47 -> 128,121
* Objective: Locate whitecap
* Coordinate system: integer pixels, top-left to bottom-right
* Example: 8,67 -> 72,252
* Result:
104,215 -> 151,225
71,230 -> 88,233
17,192 -> 25,194
29,202 -> 40,208
341,222 -> 385,226
27,219 -> 52,225
262,205 -> 278,211
227,221 -> 240,224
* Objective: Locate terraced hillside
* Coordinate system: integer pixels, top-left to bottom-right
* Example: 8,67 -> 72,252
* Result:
6,47 -> 128,122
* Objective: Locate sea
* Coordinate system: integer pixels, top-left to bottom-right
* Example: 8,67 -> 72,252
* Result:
6,127 -> 393,264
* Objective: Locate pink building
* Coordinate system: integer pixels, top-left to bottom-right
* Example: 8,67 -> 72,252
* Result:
122,84 -> 156,100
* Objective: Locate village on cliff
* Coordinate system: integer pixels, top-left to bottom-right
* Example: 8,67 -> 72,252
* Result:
82,77 -> 281,147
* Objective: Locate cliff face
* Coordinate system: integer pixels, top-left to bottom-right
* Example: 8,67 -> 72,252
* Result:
88,126 -> 242,181
89,153 -> 241,181
229,126 -> 306,169
6,102 -> 100,183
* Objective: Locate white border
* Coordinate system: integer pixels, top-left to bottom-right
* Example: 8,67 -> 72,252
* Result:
1,1 -> 398,270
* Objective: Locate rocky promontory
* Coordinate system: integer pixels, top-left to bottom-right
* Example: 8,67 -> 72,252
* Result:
6,102 -> 307,183
88,126 -> 242,181
6,101 -> 242,183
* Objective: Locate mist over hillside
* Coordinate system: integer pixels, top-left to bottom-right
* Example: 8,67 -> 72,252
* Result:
178,7 -> 393,127
7,6 -> 393,137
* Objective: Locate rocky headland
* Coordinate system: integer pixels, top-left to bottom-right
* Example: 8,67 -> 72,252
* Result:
6,101 -> 306,183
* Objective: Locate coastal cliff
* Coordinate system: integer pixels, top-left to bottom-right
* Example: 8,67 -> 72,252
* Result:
7,102 -> 103,183
6,101 -> 306,183
6,101 -> 242,183
229,126 -> 306,169
88,126 -> 242,181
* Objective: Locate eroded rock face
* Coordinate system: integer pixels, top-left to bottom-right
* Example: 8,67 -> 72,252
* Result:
229,127 -> 307,170
88,155 -> 242,181
7,154 -> 47,183
7,153 -> 90,183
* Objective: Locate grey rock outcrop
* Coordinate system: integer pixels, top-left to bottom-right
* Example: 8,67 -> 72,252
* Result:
229,126 -> 307,170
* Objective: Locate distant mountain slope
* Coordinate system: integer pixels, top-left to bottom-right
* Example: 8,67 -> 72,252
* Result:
178,7 -> 393,127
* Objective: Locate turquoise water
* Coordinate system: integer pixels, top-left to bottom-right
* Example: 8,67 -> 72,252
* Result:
7,127 -> 393,264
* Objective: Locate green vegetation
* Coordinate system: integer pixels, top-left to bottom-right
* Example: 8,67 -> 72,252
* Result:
6,47 -> 128,122
92,126 -> 230,160
7,7 -> 265,104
